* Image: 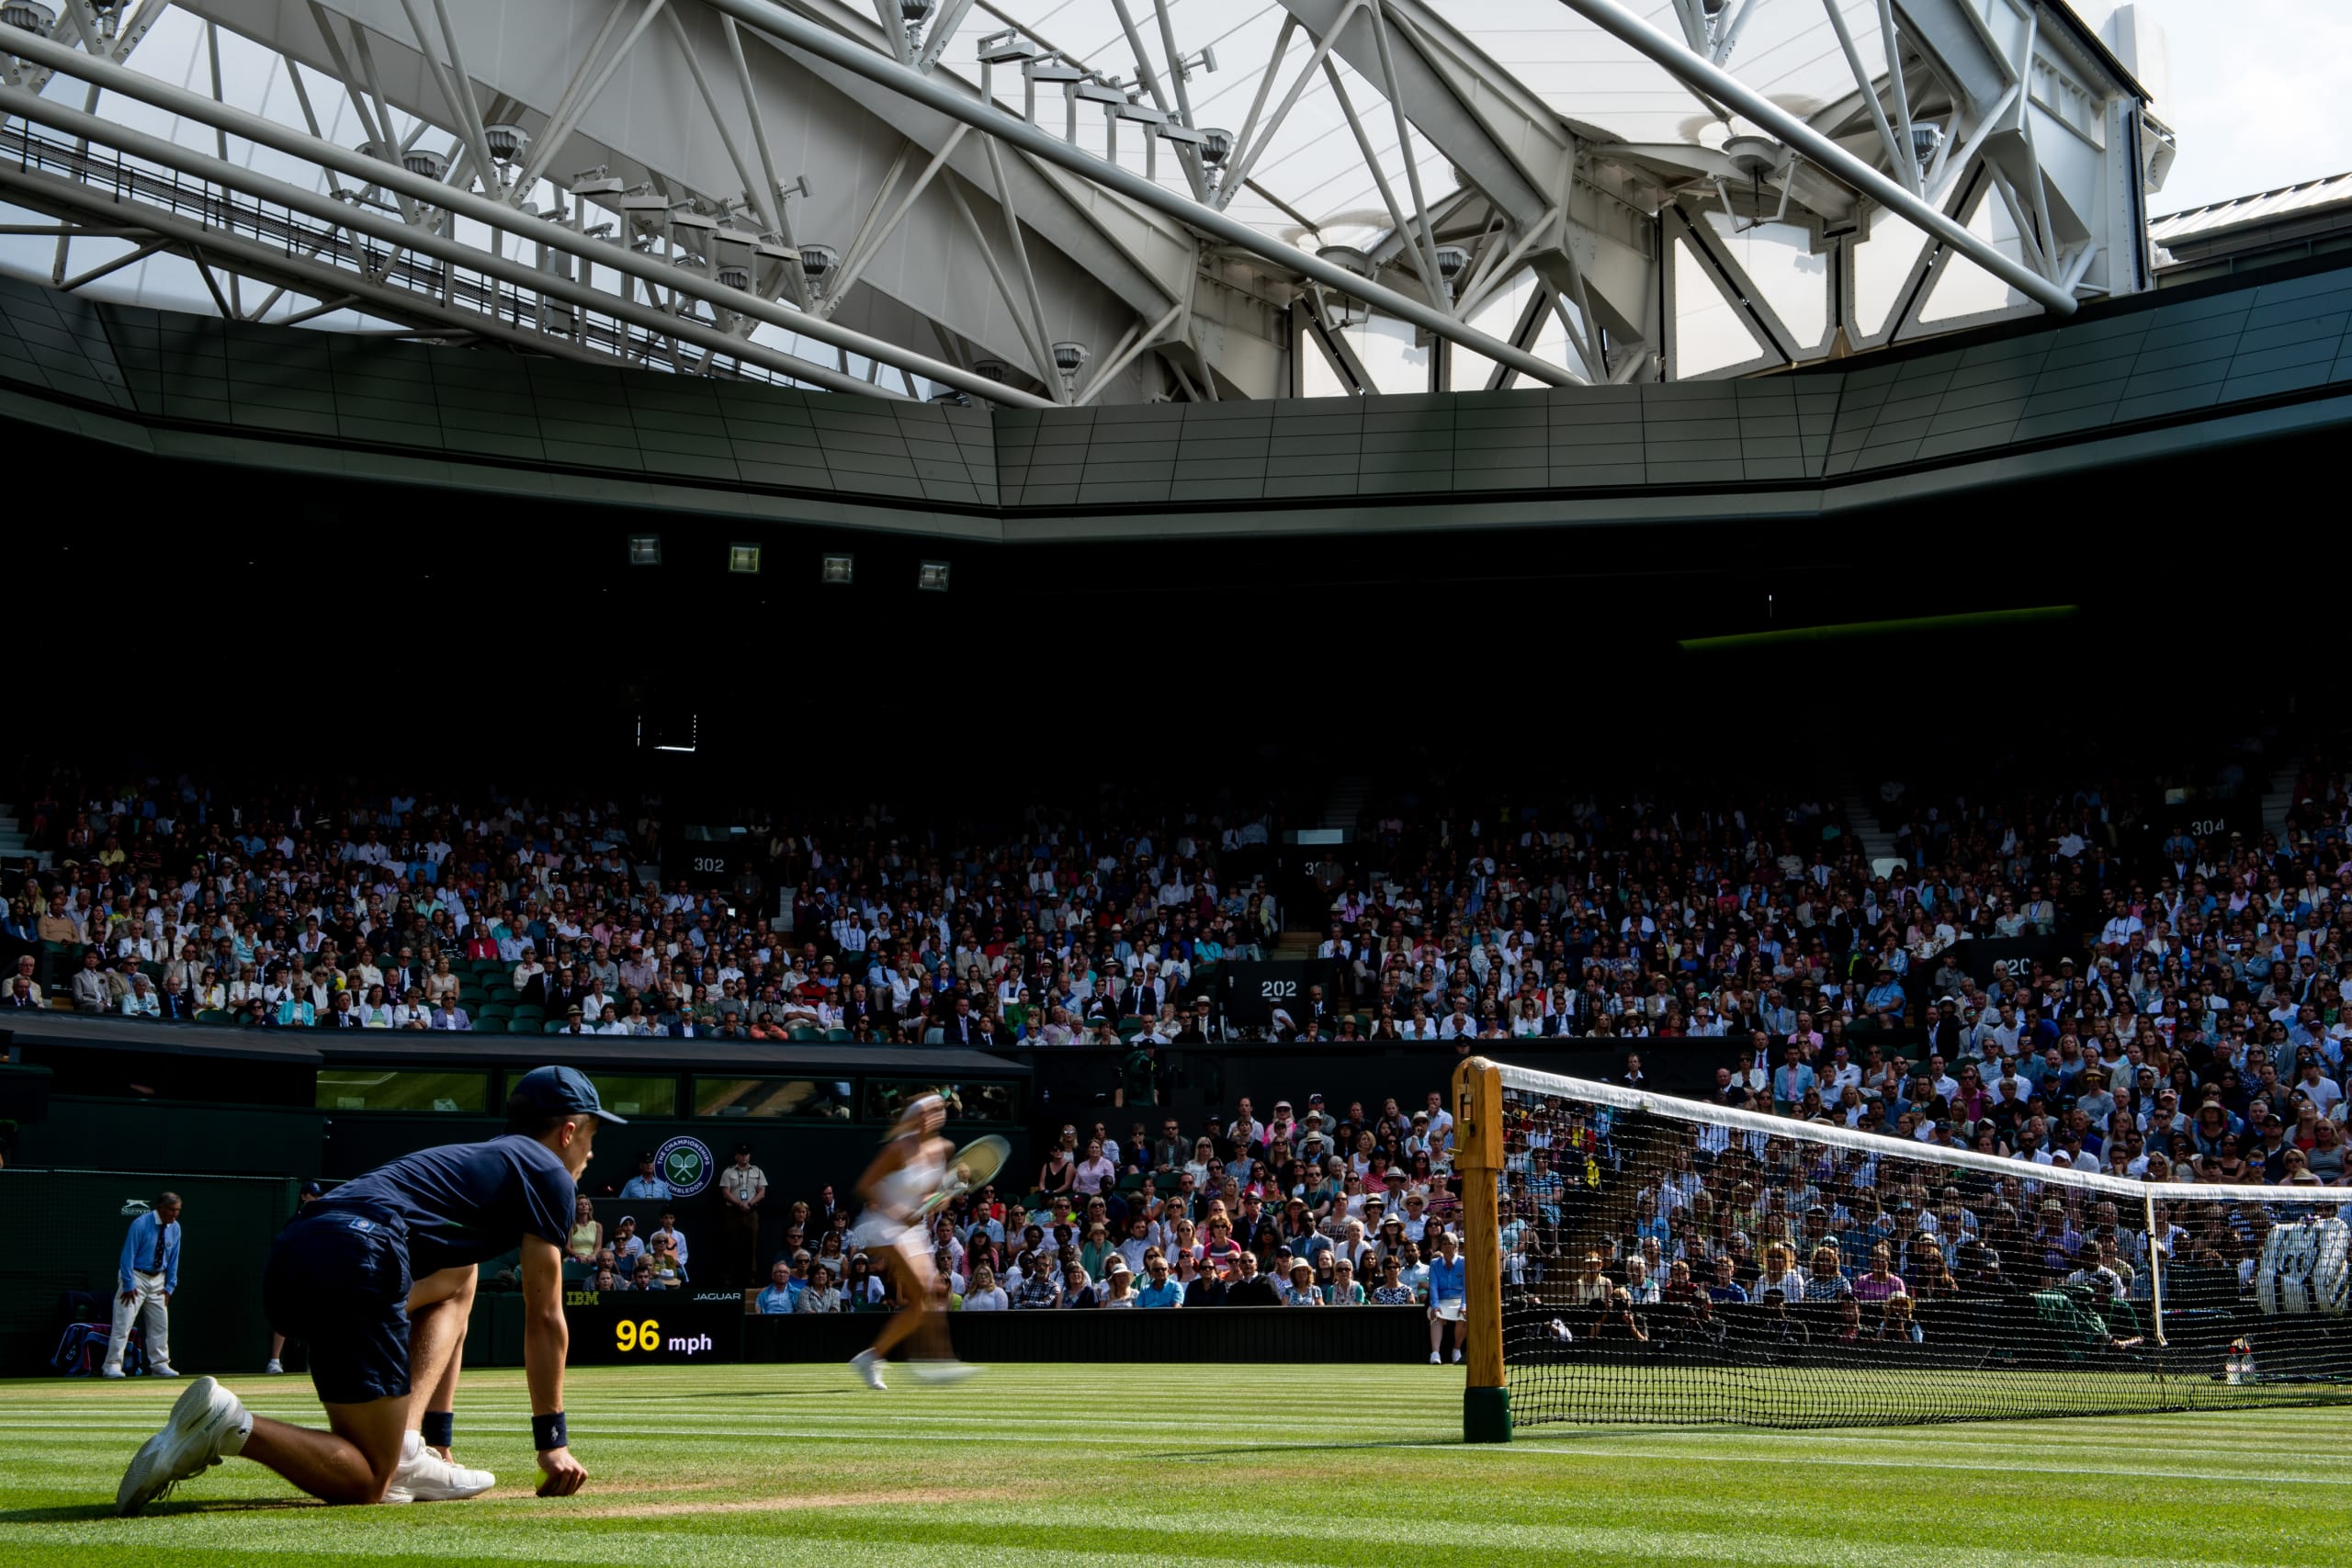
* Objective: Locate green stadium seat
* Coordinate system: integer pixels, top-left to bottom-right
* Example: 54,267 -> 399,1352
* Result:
511,1004 -> 546,1022
488,987 -> 519,1004
195,1009 -> 232,1026
542,1020 -> 568,1034
479,1002 -> 514,1020
473,1018 -> 506,1033
823,1028 -> 852,1043
1116,1017 -> 1145,1038
788,1027 -> 820,1043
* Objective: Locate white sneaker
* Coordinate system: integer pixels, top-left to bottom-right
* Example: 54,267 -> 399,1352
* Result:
101,1366 -> 127,1380
117,1376 -> 246,1516
1430,1352 -> 1442,1364
384,1430 -> 495,1504
148,1363 -> 181,1378
1452,1349 -> 1464,1364
264,1360 -> 283,1375
849,1348 -> 888,1391
909,1359 -> 980,1385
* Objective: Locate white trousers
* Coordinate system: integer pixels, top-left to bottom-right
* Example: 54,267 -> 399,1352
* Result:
104,1270 -> 171,1371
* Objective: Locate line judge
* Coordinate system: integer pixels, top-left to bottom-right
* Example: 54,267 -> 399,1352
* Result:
102,1191 -> 182,1379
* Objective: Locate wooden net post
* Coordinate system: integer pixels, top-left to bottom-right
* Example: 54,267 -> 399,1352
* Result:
1454,1055 -> 1511,1442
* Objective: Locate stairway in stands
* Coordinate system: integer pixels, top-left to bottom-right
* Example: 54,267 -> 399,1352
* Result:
1318,774 -> 1370,841
1838,774 -> 1904,874
0,806 -> 47,870
1271,774 -> 1369,957
2260,755 -> 2305,844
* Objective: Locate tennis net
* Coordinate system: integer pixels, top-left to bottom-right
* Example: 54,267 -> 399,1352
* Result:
1479,1060 -> 2352,1430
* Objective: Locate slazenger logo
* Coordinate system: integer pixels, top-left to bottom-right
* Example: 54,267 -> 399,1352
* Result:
655,1135 -> 713,1197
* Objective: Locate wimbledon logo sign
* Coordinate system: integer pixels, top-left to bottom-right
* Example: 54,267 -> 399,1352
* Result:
655,1135 -> 714,1197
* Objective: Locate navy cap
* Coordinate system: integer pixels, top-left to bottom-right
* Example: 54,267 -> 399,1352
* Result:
511,1065 -> 628,1124
300,1180 -> 324,1198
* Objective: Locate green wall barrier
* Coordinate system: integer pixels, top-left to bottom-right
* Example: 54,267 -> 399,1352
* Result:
0,1168 -> 298,1376
20,1097 -> 329,1177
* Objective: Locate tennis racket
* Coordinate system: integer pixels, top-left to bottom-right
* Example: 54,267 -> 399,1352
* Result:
917,1134 -> 1011,1217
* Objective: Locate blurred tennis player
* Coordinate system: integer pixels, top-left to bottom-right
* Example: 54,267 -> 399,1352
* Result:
116,1066 -> 619,1514
846,1094 -> 1001,1389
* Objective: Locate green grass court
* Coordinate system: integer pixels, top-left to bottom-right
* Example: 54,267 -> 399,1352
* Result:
2,1363 -> 2347,1567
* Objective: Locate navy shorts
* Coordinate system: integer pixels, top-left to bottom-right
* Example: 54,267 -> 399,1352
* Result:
263,1206 -> 413,1405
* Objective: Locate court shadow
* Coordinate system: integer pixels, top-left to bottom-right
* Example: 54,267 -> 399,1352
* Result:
0,1505 -> 119,1525
1148,1439 -> 1449,1460
592,1387 -> 860,1403
0,1498 -> 329,1524
1154,1427 -> 1634,1461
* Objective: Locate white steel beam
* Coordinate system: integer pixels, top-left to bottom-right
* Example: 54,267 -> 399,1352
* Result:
708,0 -> 1579,386
1552,0 -> 2075,315
1872,0 -> 1923,194
1820,0 -> 1915,198
1281,0 -> 1560,233
207,0 -> 1188,379
0,97 -> 907,393
0,25 -> 1054,407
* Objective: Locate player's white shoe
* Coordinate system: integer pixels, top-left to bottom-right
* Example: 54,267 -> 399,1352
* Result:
148,1363 -> 182,1378
264,1360 -> 283,1374
101,1365 -> 128,1379
849,1348 -> 888,1390
117,1376 -> 246,1516
383,1430 -> 495,1504
1451,1349 -> 1464,1364
910,1359 -> 980,1385
1430,1352 -> 1442,1364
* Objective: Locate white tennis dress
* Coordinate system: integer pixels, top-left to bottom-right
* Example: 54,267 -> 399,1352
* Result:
850,1138 -> 945,1269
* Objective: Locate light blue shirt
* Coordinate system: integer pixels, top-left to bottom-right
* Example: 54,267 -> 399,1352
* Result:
618,1176 -> 673,1201
1428,1252 -> 1466,1303
1136,1279 -> 1184,1308
119,1209 -> 180,1293
755,1284 -> 797,1314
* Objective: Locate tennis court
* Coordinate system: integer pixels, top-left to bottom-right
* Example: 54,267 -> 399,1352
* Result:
1,1362 -> 2345,1567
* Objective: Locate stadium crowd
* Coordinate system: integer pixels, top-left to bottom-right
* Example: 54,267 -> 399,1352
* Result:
1302,752 -> 2352,1190
0,772 -> 1286,1045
